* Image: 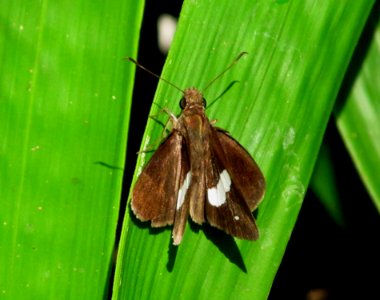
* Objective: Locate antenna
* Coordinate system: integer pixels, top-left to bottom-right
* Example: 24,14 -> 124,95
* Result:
127,52 -> 247,95
202,51 -> 248,92
126,57 -> 184,94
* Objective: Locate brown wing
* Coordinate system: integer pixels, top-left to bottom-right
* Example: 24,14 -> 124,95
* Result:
131,131 -> 189,228
204,133 -> 259,240
205,183 -> 259,240
203,128 -> 265,240
215,129 -> 265,211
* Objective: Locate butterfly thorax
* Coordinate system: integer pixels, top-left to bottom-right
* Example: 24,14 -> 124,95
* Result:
178,87 -> 210,142
178,87 -> 210,145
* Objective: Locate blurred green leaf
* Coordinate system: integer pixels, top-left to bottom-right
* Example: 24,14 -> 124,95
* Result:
0,0 -> 144,298
310,142 -> 345,226
335,9 -> 380,212
114,1 -> 374,299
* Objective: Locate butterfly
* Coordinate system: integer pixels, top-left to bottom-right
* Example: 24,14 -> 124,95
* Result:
130,53 -> 265,245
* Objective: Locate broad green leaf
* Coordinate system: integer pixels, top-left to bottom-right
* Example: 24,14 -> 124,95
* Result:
336,12 -> 380,212
0,1 -> 144,298
114,1 -> 374,299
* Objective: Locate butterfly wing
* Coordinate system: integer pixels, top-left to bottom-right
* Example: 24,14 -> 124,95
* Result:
132,131 -> 189,228
203,128 -> 265,240
205,182 -> 259,240
215,129 -> 265,210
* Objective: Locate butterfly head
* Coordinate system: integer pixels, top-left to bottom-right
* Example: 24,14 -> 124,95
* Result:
180,88 -> 207,110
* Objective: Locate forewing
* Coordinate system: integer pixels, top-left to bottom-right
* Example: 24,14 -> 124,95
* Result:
215,129 -> 265,211
203,128 -> 265,240
132,131 -> 185,227
205,146 -> 259,240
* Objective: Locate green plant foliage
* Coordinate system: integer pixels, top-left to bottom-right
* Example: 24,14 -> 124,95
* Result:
114,1 -> 375,300
0,0 -> 144,298
2,0 -> 378,298
310,143 -> 345,226
336,13 -> 380,212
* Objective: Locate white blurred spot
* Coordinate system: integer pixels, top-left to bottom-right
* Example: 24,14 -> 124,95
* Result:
157,14 -> 177,54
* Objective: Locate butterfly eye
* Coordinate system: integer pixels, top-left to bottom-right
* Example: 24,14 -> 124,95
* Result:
202,98 -> 207,107
180,97 -> 186,109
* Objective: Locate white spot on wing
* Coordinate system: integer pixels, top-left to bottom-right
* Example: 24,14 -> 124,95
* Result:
220,170 -> 231,192
177,172 -> 191,210
208,170 -> 231,207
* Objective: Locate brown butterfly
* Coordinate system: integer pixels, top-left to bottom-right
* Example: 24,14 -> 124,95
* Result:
130,53 -> 265,245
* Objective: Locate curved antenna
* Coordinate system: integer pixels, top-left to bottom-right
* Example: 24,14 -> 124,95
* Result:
126,57 -> 184,94
202,52 -> 248,92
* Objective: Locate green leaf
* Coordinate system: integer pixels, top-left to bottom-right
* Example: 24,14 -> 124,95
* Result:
335,11 -> 380,212
0,0 -> 144,298
310,141 -> 345,226
114,1 -> 374,299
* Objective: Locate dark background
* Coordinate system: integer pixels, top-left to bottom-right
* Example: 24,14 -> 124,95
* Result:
123,2 -> 380,299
